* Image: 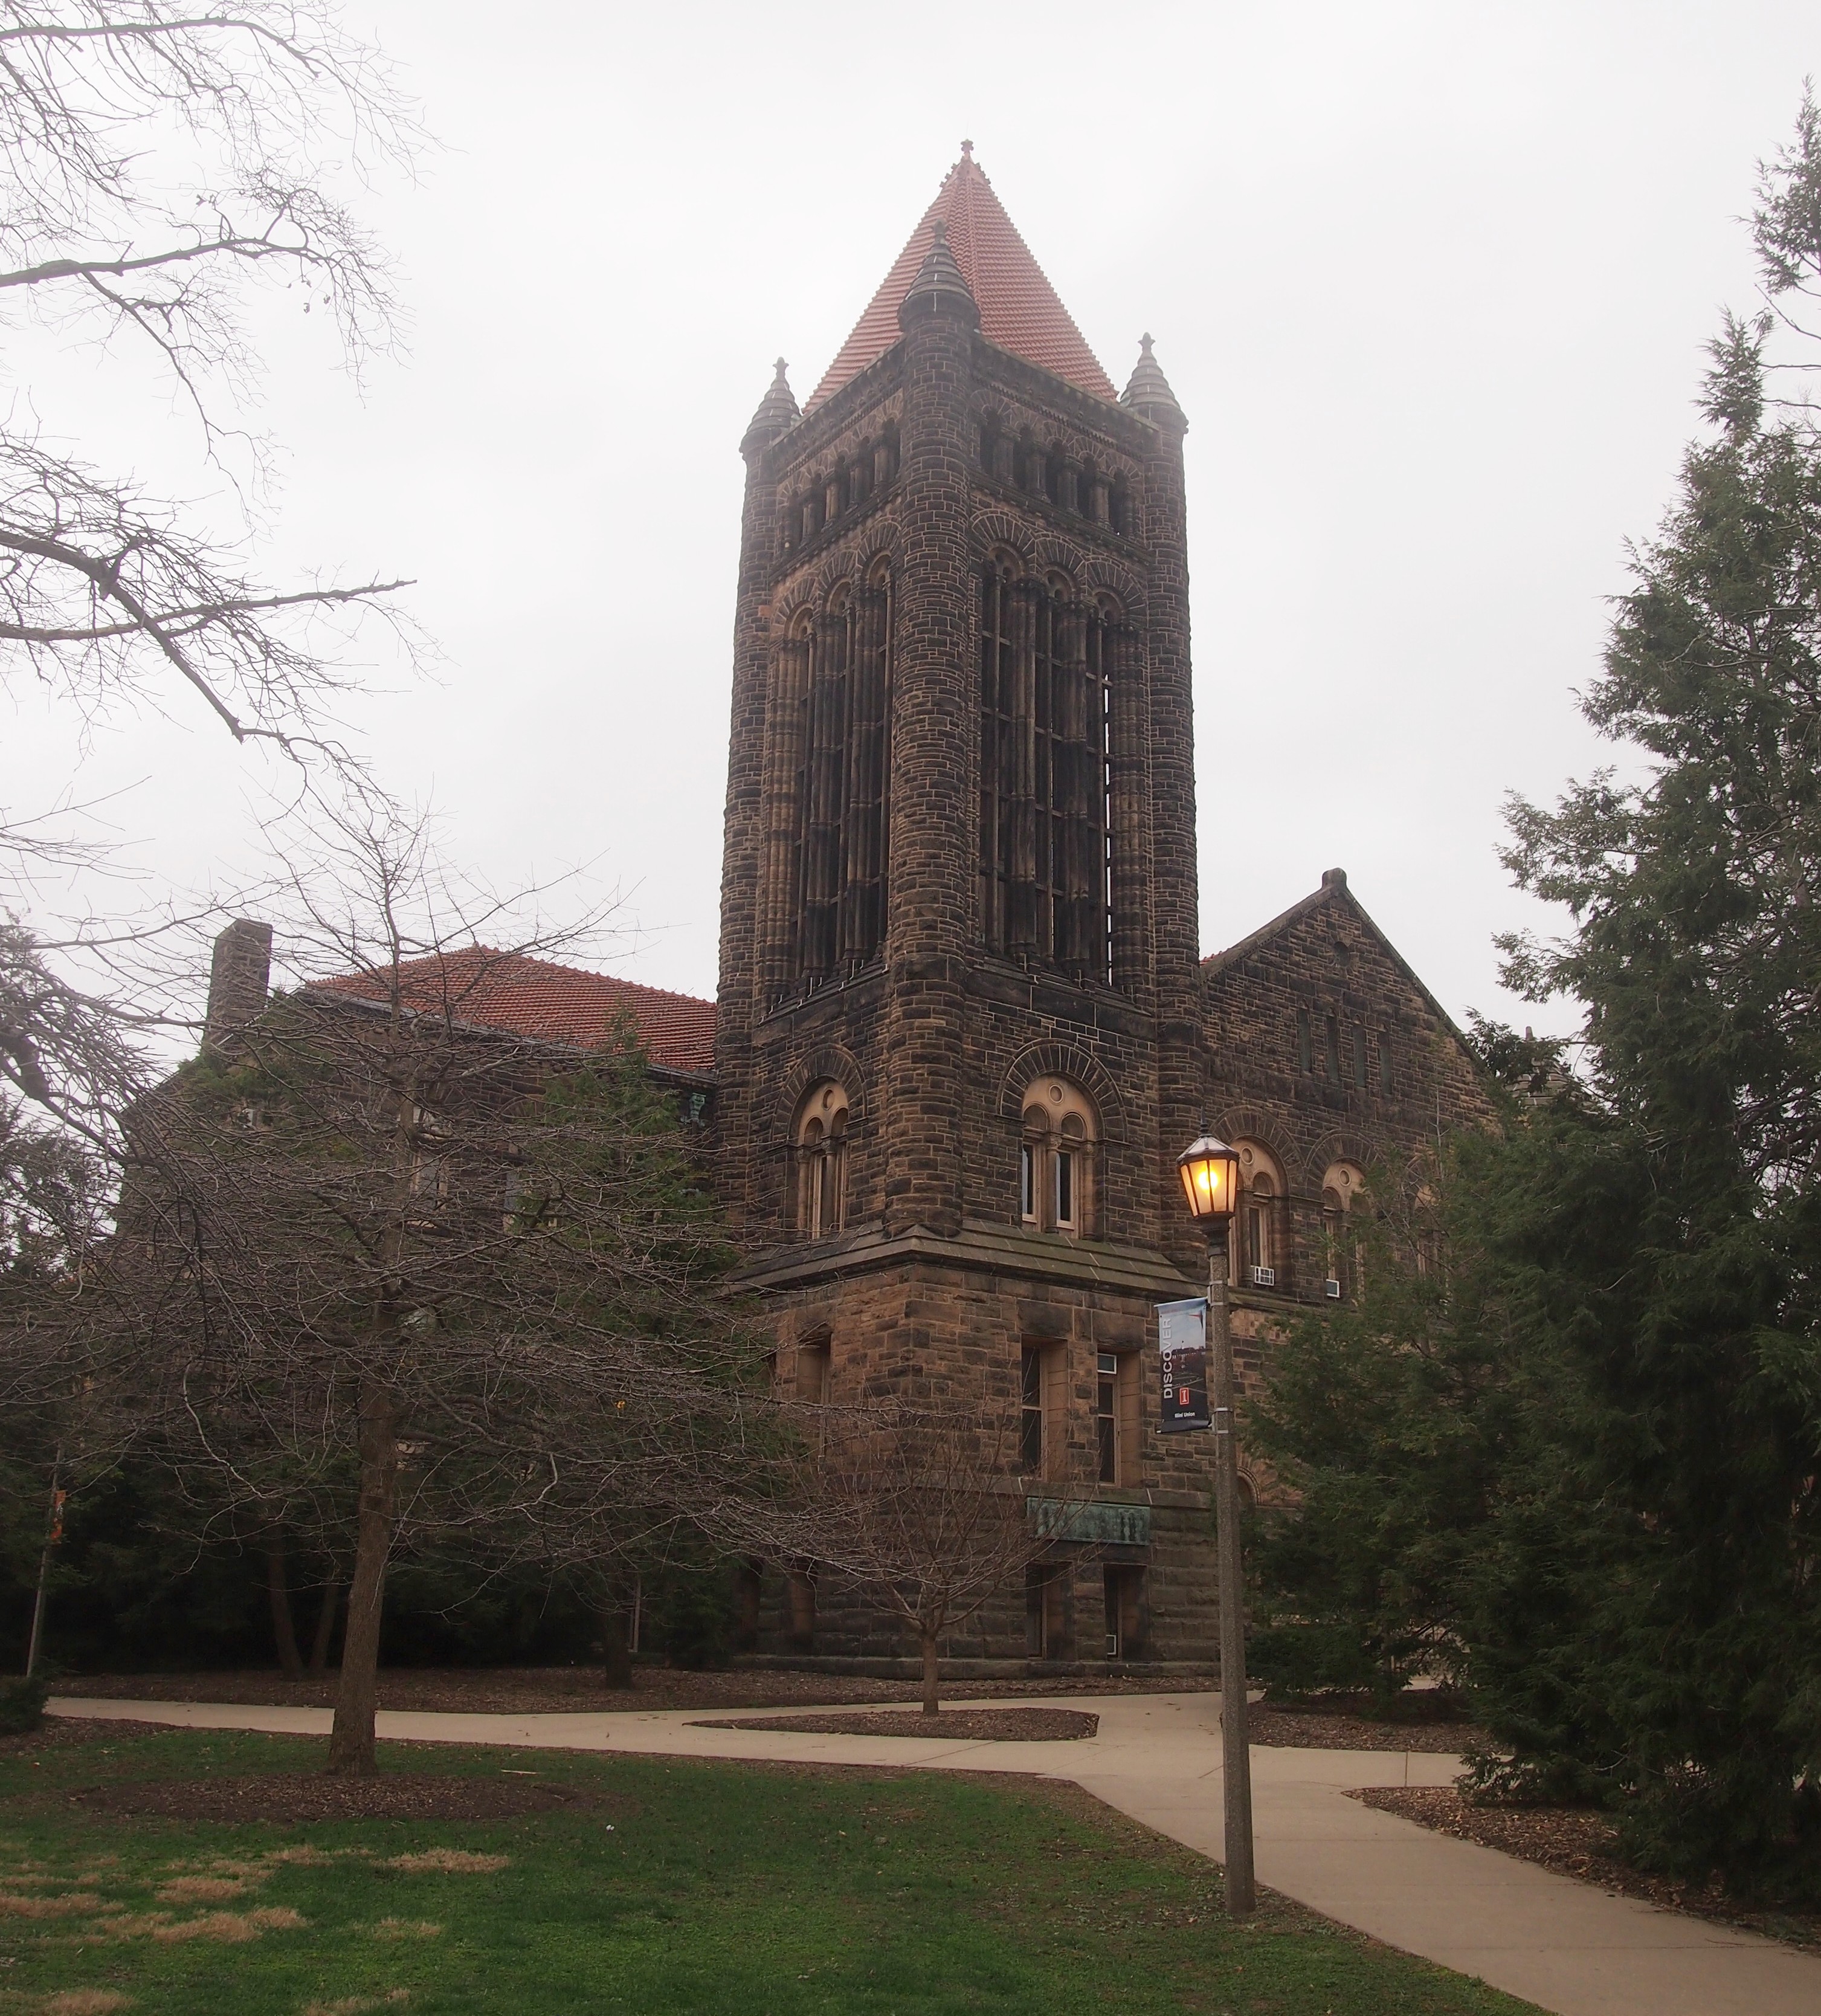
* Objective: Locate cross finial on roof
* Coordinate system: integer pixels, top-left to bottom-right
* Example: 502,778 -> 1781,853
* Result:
1120,331 -> 1185,427
773,356 -> 788,378
960,138 -> 974,160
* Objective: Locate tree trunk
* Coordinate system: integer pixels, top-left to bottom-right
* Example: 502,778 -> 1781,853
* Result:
921,1628 -> 941,1716
308,1575 -> 341,1674
265,1532 -> 303,1680
601,1591 -> 634,1691
326,1384 -> 399,1775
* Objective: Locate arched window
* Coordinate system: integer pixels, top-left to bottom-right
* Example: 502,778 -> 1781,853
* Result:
1233,1140 -> 1284,1289
785,570 -> 891,983
1321,1160 -> 1365,1299
979,563 -> 1114,981
1018,1077 -> 1098,1237
795,1081 -> 851,1237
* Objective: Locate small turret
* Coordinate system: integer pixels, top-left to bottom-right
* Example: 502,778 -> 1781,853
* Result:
741,357 -> 799,457
203,918 -> 272,1054
897,216 -> 979,332
1120,332 -> 1186,429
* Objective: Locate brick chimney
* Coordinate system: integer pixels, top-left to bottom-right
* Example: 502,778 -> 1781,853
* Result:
203,919 -> 272,1052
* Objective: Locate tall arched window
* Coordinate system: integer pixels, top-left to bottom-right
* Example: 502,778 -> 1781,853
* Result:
1233,1140 -> 1285,1288
1019,1076 -> 1098,1237
787,570 -> 892,983
979,562 -> 1114,980
795,1081 -> 852,1237
1321,1160 -> 1365,1299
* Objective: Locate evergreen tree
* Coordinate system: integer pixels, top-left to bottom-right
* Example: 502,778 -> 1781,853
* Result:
1251,96 -> 1821,1899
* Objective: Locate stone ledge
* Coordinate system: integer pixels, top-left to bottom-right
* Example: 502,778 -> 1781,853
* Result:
734,1220 -> 1197,1298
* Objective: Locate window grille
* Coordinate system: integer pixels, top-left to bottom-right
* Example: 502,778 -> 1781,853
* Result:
979,564 -> 1113,981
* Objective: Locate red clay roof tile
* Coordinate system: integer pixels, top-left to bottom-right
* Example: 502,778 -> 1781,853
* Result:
807,149 -> 1114,413
314,949 -> 716,1077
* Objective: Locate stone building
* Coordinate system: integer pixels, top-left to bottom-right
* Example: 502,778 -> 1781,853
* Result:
195,149 -> 1486,1677
711,147 -> 1487,1672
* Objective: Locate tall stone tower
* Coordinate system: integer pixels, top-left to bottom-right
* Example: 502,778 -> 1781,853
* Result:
715,148 -> 1218,1663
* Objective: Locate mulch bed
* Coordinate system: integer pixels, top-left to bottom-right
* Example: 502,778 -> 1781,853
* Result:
0,1716 -> 179,1757
69,1770 -> 601,1824
1354,1786 -> 1821,1952
53,1667 -> 1209,1717
696,1707 -> 1098,1742
1246,1704 -> 1484,1753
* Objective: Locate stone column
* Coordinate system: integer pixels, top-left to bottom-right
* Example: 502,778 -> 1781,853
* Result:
715,363 -> 796,1232
879,227 -> 979,1238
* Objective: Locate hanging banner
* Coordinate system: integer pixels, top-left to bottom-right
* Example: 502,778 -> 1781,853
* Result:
1156,1297 -> 1210,1432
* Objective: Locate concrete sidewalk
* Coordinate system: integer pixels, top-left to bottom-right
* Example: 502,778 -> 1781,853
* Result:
49,1688 -> 1821,2016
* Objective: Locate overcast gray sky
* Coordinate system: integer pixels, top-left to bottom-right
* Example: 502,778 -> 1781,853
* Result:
10,0 -> 1819,1026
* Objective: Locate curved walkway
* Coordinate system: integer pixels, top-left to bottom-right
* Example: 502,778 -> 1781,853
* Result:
50,1688 -> 1821,2016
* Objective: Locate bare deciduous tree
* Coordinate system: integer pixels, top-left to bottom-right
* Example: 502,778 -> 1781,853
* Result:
0,10 -> 427,1554
59,807 -> 767,1772
1,0 -> 422,832
781,1395 -> 1083,1716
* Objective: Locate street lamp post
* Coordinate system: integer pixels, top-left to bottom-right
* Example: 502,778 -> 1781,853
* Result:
1176,1135 -> 1256,1917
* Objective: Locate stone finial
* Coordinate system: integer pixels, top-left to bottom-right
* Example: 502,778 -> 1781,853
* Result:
897,213 -> 980,332
203,918 -> 272,1053
1321,866 -> 1349,891
1120,331 -> 1187,428
960,138 -> 974,161
741,357 -> 800,456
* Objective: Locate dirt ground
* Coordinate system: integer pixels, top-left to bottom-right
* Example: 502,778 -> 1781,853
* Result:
696,1707 -> 1098,1742
52,1666 -> 1207,1716
1246,1701 -> 1484,1754
1355,1785 -> 1821,1953
71,1770 -> 601,1823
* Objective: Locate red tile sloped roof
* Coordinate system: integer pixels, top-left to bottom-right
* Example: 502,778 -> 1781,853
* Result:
807,149 -> 1115,413
312,948 -> 717,1077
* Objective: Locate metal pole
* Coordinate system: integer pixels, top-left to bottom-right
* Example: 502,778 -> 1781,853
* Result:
1208,1227 -> 1255,1915
24,1458 -> 63,1681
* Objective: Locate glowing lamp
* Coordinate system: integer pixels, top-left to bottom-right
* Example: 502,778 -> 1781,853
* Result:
1177,1134 -> 1240,1226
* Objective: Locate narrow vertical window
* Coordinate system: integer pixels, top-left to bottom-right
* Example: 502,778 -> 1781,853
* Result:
1019,1140 -> 1037,1224
797,599 -> 851,980
1297,1008 -> 1312,1073
1378,1030 -> 1393,1093
979,562 -> 1019,954
1097,1351 -> 1118,1484
1353,1024 -> 1368,1090
1020,1346 -> 1044,1473
839,570 -> 891,964
1324,1014 -> 1341,1083
1245,1176 -> 1275,1285
1055,1146 -> 1075,1232
790,579 -> 891,983
981,566 -> 1110,980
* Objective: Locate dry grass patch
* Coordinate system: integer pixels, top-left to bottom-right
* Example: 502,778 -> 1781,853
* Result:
0,1894 -> 99,1919
382,1850 -> 506,1875
152,1876 -> 254,1905
300,1995 -> 409,2015
370,1919 -> 441,1940
149,1905 -> 306,1944
44,1992 -> 133,2014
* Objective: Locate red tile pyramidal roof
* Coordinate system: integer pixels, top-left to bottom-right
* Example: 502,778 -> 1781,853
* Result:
807,144 -> 1115,413
313,948 -> 716,1077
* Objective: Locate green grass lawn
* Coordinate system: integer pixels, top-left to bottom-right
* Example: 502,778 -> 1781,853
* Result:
0,1725 -> 1538,2015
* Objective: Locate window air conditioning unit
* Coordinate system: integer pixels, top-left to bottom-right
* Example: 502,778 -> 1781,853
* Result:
1325,1278 -> 1343,1299
1249,1265 -> 1275,1288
